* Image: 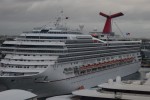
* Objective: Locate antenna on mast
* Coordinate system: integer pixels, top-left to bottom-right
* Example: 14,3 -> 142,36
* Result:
99,12 -> 124,34
54,10 -> 69,30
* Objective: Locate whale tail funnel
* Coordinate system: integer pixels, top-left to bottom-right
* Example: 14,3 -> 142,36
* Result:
99,12 -> 124,34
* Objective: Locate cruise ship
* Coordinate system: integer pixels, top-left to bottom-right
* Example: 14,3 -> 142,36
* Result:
0,12 -> 141,97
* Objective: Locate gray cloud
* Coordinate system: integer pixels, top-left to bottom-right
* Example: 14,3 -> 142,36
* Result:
0,0 -> 150,38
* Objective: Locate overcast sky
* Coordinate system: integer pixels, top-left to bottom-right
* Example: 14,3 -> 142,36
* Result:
0,0 -> 150,38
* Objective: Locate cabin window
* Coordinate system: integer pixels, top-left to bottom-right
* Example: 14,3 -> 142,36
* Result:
101,35 -> 104,37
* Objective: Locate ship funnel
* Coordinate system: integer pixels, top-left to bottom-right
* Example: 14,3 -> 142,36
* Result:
99,12 -> 124,34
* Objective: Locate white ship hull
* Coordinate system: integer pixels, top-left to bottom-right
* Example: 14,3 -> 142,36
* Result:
0,61 -> 140,97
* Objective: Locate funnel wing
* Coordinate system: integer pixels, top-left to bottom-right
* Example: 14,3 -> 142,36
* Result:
99,12 -> 109,18
110,12 -> 124,18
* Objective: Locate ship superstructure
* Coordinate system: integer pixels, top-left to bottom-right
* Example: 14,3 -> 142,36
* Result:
0,12 -> 141,97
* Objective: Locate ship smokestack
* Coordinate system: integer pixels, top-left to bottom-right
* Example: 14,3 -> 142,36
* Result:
99,12 -> 124,34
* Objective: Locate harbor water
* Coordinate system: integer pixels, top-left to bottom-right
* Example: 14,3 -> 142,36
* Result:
122,68 -> 150,81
